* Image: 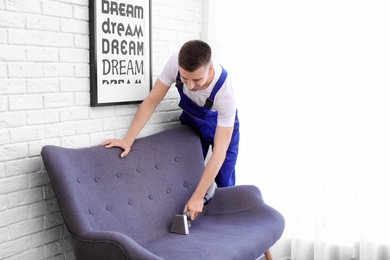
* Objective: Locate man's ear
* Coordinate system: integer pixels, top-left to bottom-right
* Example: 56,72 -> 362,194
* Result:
208,62 -> 214,74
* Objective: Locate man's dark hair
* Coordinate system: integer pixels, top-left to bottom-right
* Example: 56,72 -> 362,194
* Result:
178,40 -> 212,72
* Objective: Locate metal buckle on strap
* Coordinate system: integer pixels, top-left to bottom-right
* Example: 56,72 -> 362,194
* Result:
204,98 -> 213,109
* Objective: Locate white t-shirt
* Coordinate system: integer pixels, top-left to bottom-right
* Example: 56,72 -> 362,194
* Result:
158,52 -> 237,127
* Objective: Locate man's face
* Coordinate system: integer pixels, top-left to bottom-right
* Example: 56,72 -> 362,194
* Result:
179,64 -> 213,91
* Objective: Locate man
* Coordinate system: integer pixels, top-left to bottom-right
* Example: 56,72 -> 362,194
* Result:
101,40 -> 240,221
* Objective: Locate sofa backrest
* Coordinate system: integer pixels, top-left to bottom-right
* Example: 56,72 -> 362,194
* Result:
41,126 -> 205,244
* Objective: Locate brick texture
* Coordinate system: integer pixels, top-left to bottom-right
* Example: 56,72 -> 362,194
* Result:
0,0 -> 202,258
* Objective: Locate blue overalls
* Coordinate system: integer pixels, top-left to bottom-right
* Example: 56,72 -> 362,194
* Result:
175,67 -> 240,187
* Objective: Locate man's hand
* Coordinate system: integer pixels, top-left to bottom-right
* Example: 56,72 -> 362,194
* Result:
100,139 -> 131,158
183,195 -> 204,221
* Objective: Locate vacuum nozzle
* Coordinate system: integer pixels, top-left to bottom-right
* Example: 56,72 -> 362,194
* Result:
170,182 -> 217,235
170,211 -> 191,235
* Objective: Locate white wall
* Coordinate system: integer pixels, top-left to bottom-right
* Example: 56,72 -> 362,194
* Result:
0,0 -> 202,259
204,0 -> 390,188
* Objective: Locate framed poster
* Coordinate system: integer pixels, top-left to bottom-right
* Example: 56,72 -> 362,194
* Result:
89,0 -> 152,106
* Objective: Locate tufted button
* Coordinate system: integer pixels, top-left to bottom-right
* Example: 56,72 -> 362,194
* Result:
166,189 -> 171,194
94,177 -> 99,183
148,194 -> 153,200
128,200 -> 133,206
88,209 -> 93,215
174,157 -> 179,162
77,178 -> 81,184
136,167 -> 141,173
154,163 -> 160,169
106,206 -> 111,211
183,182 -> 188,188
116,172 -> 122,178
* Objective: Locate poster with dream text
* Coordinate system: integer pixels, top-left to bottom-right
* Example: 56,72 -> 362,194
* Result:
89,0 -> 151,106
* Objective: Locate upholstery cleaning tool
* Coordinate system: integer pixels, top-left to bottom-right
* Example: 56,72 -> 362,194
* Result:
170,211 -> 191,235
170,182 -> 217,235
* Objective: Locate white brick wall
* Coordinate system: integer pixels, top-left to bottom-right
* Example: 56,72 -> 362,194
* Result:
0,0 -> 202,258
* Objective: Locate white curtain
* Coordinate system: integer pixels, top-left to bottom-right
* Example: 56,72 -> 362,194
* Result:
204,1 -> 390,259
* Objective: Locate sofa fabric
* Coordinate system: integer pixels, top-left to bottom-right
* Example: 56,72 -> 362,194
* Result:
41,126 -> 285,260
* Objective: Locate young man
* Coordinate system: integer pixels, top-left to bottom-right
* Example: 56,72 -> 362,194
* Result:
101,40 -> 240,221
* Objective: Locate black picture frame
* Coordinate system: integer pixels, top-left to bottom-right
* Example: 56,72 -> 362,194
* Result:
89,0 -> 152,106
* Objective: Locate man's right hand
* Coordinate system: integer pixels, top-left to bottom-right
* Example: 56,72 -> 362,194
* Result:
100,139 -> 131,158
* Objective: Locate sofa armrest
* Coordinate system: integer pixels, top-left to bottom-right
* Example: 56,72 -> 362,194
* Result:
71,231 -> 164,260
203,185 -> 266,215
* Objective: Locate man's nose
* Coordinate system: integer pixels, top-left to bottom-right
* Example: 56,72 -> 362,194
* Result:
187,81 -> 196,90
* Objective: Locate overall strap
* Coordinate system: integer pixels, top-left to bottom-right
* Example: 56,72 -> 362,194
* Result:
204,66 -> 228,109
176,72 -> 183,88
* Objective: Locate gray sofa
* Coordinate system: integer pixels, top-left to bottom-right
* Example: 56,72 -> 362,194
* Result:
41,126 -> 285,260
